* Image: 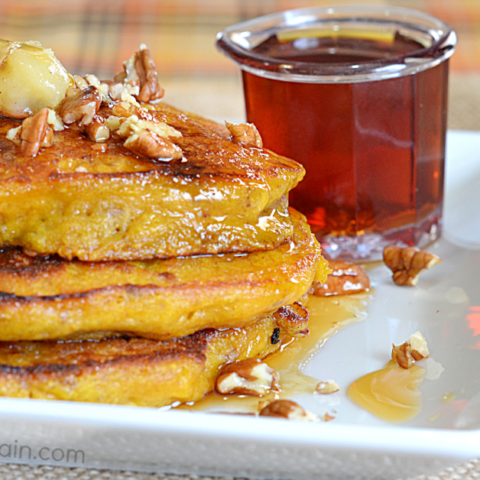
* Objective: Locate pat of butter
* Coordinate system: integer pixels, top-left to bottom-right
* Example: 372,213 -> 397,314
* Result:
0,39 -> 73,119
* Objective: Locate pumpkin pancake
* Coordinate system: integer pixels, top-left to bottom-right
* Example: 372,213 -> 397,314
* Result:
0,101 -> 304,261
0,208 -> 328,341
0,302 -> 308,406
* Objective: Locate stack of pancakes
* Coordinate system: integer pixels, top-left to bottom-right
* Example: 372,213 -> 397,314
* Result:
0,61 -> 329,408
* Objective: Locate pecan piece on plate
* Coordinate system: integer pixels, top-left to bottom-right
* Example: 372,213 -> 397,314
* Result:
315,380 -> 340,395
392,331 -> 429,369
215,358 -> 279,397
383,246 -> 441,286
311,260 -> 370,297
259,400 -> 316,421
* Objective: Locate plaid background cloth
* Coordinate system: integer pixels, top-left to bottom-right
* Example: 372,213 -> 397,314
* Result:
0,0 -> 479,127
0,0 -> 478,76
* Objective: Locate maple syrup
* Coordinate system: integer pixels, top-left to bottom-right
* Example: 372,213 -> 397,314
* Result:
178,293 -> 370,413
216,6 -> 456,260
242,34 -> 448,257
347,360 -> 426,422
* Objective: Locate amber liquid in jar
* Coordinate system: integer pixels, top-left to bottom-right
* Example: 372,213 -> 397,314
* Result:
243,33 -> 448,257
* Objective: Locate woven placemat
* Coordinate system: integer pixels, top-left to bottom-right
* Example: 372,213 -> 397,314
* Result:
1,459 -> 480,480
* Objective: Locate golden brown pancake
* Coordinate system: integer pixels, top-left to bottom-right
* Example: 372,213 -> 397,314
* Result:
0,102 -> 304,261
0,208 -> 327,341
0,302 -> 308,406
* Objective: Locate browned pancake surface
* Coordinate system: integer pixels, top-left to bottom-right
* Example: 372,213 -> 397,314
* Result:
0,208 -> 324,341
0,103 -> 304,261
0,303 -> 309,406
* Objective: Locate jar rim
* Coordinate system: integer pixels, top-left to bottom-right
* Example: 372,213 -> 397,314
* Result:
216,5 -> 457,84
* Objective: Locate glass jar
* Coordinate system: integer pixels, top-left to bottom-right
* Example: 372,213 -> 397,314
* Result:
217,6 -> 457,261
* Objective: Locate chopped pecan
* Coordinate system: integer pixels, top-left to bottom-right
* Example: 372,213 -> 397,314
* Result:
65,86 -> 80,98
112,102 -> 139,118
85,116 -> 110,143
120,88 -> 140,106
311,260 -> 370,296
215,358 -> 279,396
133,47 -> 164,103
107,82 -> 125,101
116,115 -> 181,140
124,131 -> 182,160
392,332 -> 429,369
6,125 -> 22,147
272,302 -> 309,337
73,75 -> 88,90
315,380 -> 340,395
226,121 -> 263,148
84,74 -> 110,101
112,102 -> 154,121
18,107 -> 54,156
259,400 -> 316,421
58,86 -> 101,126
383,245 -> 441,286
409,331 -> 430,359
105,115 -> 121,131
114,71 -> 127,83
46,108 -> 64,131
392,342 -> 414,369
323,413 -> 335,422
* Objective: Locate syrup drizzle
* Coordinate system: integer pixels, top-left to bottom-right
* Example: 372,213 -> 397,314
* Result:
347,360 -> 426,422
178,293 -> 370,413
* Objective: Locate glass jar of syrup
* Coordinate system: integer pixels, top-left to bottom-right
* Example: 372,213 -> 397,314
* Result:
217,6 -> 456,261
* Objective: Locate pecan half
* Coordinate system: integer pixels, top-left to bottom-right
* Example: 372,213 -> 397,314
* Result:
58,86 -> 101,126
19,107 -> 54,156
259,400 -> 316,421
85,116 -> 110,143
383,246 -> 441,286
226,121 -> 263,148
124,131 -> 182,160
134,47 -> 164,103
311,260 -> 370,296
215,358 -> 279,396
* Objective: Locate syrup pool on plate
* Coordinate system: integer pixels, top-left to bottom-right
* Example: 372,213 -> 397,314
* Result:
347,360 -> 426,423
179,293 -> 371,414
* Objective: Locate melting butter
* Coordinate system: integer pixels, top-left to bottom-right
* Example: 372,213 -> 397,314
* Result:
347,360 -> 426,422
0,39 -> 72,118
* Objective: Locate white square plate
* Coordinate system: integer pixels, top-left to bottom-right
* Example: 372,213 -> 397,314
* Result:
0,131 -> 479,480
